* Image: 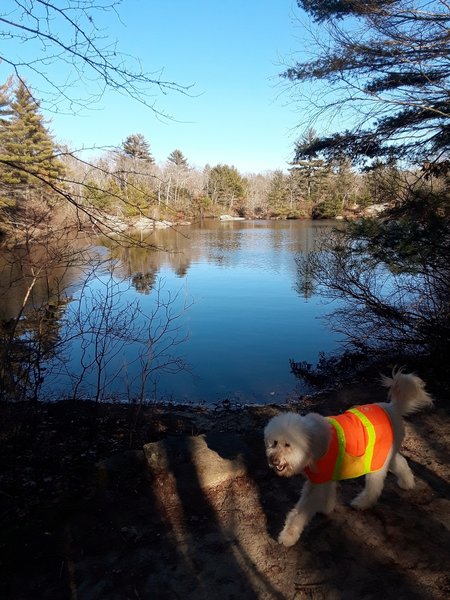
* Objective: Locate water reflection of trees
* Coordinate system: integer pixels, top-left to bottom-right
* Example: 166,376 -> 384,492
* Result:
0,296 -> 70,401
101,222 -> 248,283
0,235 -> 190,401
0,220 -> 337,401
293,224 -> 334,300
64,270 -> 190,403
295,211 -> 450,366
131,271 -> 157,294
106,220 -> 332,282
102,232 -> 196,286
295,256 -> 316,300
0,232 -> 86,401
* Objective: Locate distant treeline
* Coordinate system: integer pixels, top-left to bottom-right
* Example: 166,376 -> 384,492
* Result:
0,76 -> 418,238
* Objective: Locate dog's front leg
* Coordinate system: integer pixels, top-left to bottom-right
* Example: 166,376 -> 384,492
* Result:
278,480 -> 319,547
278,506 -> 308,547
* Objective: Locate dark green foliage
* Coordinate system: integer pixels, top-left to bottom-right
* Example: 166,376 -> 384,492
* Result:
363,161 -> 402,205
122,133 -> 154,162
296,179 -> 450,364
83,178 -> 113,210
300,0 -> 396,22
0,79 -> 65,205
267,170 -> 289,213
290,159 -> 329,201
290,2 -> 449,367
167,149 -> 188,167
290,1 -> 450,168
312,195 -> 341,219
349,184 -> 450,274
0,77 -> 13,125
206,164 -> 247,210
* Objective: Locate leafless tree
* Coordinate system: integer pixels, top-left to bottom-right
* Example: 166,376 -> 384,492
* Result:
1,0 -> 192,114
59,265 -> 191,403
0,249 -> 191,402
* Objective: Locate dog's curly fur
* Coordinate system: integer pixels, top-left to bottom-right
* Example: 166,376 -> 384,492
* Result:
264,368 -> 433,547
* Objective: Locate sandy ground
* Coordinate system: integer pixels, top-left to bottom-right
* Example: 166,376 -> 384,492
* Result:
1,379 -> 449,599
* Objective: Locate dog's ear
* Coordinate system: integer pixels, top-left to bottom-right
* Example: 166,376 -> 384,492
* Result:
300,413 -> 330,462
285,415 -> 311,453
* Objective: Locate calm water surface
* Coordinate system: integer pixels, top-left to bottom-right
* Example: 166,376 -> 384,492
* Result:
3,219 -> 344,405
81,219 -> 342,404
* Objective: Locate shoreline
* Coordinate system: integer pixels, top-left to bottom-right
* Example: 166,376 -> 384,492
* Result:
1,364 -> 448,599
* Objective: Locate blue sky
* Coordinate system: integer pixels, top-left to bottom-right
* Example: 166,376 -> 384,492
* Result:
2,1 -> 316,173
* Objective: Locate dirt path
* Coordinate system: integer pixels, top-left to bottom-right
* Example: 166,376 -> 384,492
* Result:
0,382 -> 449,599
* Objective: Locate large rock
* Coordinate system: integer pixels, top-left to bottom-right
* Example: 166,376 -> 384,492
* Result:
143,432 -> 249,489
132,217 -> 172,230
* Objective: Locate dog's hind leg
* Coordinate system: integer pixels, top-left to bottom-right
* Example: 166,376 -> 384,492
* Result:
351,468 -> 388,510
389,452 -> 415,490
278,481 -> 333,547
321,481 -> 337,515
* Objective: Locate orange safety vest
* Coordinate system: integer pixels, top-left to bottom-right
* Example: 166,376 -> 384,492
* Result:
304,405 -> 393,484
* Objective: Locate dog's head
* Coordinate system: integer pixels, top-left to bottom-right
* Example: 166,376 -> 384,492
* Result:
264,412 -> 312,477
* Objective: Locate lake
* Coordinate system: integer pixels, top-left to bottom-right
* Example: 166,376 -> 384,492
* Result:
1,219 -> 343,405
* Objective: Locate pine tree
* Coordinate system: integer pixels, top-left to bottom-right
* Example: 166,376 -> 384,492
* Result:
206,165 -> 247,211
167,149 -> 188,168
267,170 -> 289,215
289,129 -> 330,213
0,77 -> 13,126
289,159 -> 329,202
122,133 -> 154,162
288,1 -> 450,170
0,80 -> 64,195
0,77 -> 14,207
290,1 -> 450,363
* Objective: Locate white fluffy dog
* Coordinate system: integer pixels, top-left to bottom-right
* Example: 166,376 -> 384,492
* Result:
264,368 -> 433,547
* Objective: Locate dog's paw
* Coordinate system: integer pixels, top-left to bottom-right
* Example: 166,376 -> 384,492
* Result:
278,527 -> 300,547
397,474 -> 415,490
278,508 -> 306,546
350,495 -> 375,511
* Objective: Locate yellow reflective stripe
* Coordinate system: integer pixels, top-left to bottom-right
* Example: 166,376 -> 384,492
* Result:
328,417 -> 346,480
348,408 -> 376,472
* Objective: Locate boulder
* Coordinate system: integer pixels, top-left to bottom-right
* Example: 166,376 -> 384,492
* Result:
143,432 -> 249,489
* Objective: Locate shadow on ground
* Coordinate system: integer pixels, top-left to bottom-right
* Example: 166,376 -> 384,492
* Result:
0,390 -> 449,599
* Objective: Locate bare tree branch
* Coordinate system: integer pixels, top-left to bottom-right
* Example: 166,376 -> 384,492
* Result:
0,0 -> 193,114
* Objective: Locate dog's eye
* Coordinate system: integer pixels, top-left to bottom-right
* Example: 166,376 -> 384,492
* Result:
285,442 -> 290,448
272,440 -> 278,448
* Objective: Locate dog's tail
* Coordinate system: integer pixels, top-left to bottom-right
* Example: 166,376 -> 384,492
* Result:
381,367 -> 433,416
